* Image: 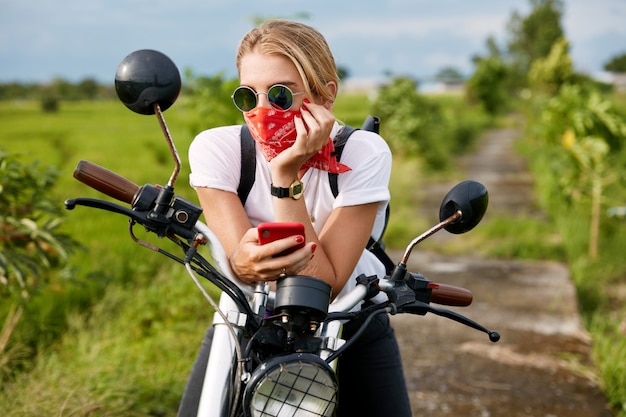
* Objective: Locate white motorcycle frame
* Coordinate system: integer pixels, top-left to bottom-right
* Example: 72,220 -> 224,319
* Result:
191,221 -> 367,417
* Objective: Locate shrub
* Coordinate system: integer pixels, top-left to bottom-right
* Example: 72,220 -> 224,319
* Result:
0,149 -> 79,381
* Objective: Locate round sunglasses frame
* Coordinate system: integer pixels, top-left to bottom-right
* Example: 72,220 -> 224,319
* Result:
231,84 -> 305,112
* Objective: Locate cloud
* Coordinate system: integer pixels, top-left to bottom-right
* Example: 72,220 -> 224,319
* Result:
324,15 -> 508,40
1,0 -> 624,82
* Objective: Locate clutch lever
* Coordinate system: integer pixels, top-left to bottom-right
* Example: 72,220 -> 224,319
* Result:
398,300 -> 501,343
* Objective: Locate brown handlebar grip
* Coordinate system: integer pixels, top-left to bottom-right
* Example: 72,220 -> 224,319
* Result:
428,283 -> 473,307
73,160 -> 140,205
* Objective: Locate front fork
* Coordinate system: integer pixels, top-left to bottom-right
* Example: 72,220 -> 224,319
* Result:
195,282 -> 347,417
196,283 -> 269,417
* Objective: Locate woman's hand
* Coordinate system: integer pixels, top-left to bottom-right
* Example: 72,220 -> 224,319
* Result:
229,227 -> 317,284
269,100 -> 335,182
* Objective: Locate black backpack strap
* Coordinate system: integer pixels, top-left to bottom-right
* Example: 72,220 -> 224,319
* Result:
367,204 -> 394,275
238,124 -> 256,206
330,116 -> 380,197
361,115 -> 380,134
329,118 -> 394,275
329,125 -> 357,197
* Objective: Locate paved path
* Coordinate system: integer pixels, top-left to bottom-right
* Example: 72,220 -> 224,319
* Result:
390,128 -> 613,416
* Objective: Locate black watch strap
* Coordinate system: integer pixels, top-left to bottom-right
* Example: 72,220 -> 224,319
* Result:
270,184 -> 291,198
270,179 -> 303,199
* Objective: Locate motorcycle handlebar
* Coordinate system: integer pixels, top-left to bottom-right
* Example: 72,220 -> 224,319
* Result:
73,160 -> 140,205
429,283 -> 473,307
71,161 -> 475,308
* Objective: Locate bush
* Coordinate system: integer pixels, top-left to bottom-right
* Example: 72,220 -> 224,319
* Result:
0,149 -> 79,382
372,77 -> 489,171
40,95 -> 59,113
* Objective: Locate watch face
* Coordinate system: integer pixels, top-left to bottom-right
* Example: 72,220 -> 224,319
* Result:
291,181 -> 303,199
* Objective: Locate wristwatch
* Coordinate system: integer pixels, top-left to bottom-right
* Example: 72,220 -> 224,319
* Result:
271,179 -> 304,200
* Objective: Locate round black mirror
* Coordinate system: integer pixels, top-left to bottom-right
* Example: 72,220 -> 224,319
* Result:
114,49 -> 181,115
439,180 -> 488,234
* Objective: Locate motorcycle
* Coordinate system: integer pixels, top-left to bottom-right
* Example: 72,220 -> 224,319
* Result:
65,49 -> 500,417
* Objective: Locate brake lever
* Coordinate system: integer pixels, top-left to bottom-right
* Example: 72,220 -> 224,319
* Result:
65,197 -> 141,219
398,300 -> 500,343
64,197 -> 198,240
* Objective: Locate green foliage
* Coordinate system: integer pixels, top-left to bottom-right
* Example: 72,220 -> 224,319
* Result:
528,37 -> 574,94
0,149 -> 83,383
529,84 -> 626,259
182,69 -> 243,136
604,52 -> 626,73
536,84 -> 626,152
522,85 -> 626,413
0,150 -> 78,300
0,100 -> 197,387
40,95 -> 59,113
0,78 -> 114,102
435,66 -> 465,84
372,77 -> 488,170
458,214 -> 567,260
0,267 -> 215,417
466,56 -> 509,115
507,0 -> 565,78
590,315 -> 626,417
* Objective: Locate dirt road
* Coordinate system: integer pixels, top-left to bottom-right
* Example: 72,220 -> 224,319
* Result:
390,129 -> 613,416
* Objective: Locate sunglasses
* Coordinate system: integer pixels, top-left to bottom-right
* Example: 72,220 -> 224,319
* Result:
231,84 -> 305,112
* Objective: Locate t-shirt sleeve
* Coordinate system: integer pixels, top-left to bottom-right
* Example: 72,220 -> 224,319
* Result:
333,130 -> 392,208
188,125 -> 242,193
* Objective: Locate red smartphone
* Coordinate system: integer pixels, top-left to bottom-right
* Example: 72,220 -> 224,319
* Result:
258,222 -> 306,256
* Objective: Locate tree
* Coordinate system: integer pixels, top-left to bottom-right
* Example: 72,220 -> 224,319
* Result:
537,85 -> 626,258
466,56 -> 508,115
507,0 -> 565,85
435,66 -> 464,84
604,52 -> 626,73
182,69 -> 243,136
77,78 -> 99,99
528,37 -> 574,94
337,66 -> 350,81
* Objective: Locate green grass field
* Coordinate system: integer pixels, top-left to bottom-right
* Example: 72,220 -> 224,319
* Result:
1,95 -> 624,416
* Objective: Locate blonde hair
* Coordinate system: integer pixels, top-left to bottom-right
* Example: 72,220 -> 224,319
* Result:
236,20 -> 338,102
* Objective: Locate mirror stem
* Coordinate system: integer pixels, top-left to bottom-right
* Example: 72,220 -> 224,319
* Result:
400,210 -> 462,265
154,102 -> 181,188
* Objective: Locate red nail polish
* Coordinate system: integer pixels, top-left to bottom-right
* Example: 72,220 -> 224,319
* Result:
295,235 -> 304,243
311,243 -> 317,253
303,98 -> 311,104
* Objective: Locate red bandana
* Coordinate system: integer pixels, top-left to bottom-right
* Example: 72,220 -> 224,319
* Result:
243,107 -> 351,174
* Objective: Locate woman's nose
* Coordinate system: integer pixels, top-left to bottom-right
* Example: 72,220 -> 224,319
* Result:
256,93 -> 273,109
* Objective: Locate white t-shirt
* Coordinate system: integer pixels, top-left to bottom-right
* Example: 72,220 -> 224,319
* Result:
188,122 -> 391,300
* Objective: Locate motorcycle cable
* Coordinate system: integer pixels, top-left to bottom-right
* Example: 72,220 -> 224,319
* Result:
127,218 -> 257,322
181,243 -> 259,326
324,306 -> 392,364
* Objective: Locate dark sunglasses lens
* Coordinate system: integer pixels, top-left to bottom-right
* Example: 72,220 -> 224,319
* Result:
268,85 -> 294,110
233,88 -> 256,112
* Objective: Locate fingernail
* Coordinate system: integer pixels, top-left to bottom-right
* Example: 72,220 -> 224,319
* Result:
303,98 -> 311,104
295,235 -> 304,243
311,243 -> 317,253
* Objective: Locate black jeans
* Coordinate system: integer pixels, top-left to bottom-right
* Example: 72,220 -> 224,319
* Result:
336,313 -> 412,417
177,314 -> 412,417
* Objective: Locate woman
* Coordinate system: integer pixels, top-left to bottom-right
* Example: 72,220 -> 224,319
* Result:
179,19 -> 412,417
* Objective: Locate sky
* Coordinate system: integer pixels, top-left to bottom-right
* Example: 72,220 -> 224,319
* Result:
1,0 -> 625,85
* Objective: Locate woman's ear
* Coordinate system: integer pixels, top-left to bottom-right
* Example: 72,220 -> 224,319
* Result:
323,81 -> 338,110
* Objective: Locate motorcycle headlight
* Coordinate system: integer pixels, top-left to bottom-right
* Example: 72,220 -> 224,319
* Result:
243,353 -> 338,417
